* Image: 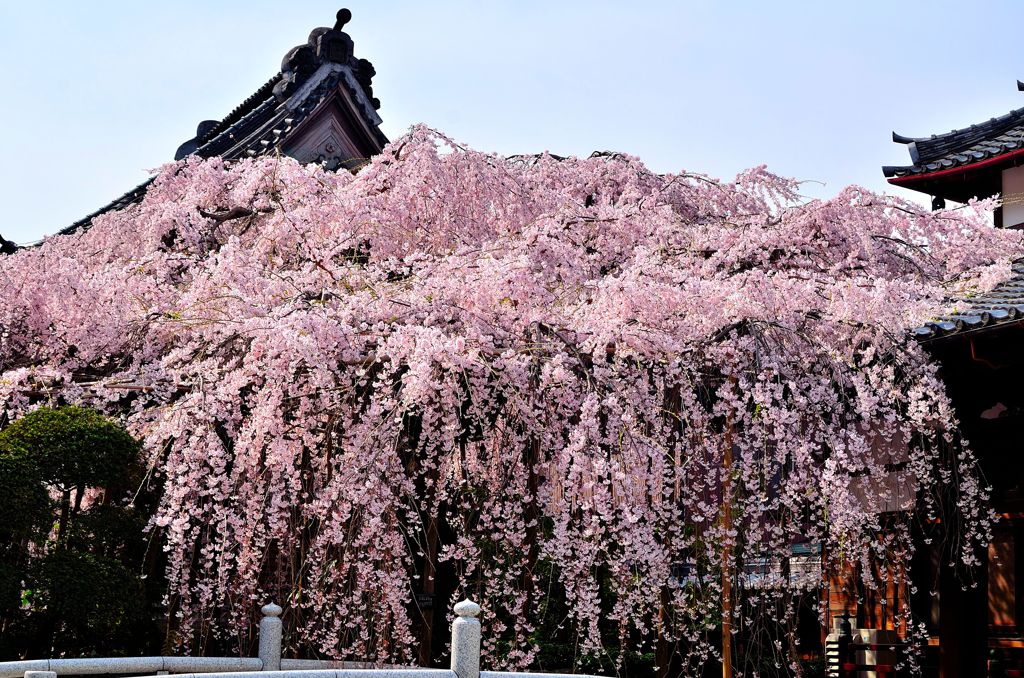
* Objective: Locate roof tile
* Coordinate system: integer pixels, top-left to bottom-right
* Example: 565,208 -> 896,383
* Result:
917,261 -> 1024,341
884,98 -> 1024,179
45,9 -> 388,242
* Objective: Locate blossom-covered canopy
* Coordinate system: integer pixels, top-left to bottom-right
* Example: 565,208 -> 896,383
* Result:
0,127 -> 1018,673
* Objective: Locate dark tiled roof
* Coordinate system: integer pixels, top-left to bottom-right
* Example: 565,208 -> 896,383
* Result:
26,9 -> 387,246
883,99 -> 1024,180
58,178 -> 155,237
914,261 -> 1024,341
191,75 -> 283,151
191,65 -> 385,162
0,234 -> 16,255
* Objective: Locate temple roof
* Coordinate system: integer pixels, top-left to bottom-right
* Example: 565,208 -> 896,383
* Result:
883,83 -> 1024,184
914,260 -> 1024,341
42,9 -> 388,241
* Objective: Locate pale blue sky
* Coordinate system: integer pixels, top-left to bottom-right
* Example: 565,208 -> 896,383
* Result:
2,1 -> 1023,244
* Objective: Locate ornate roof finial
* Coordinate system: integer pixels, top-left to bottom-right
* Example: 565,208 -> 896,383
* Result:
1017,79 -> 1024,92
0,233 -> 17,255
334,9 -> 352,31
274,9 -> 366,103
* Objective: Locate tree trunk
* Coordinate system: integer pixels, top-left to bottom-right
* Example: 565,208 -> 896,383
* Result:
57,489 -> 71,547
417,512 -> 439,666
721,415 -> 734,678
522,439 -> 540,607
656,587 -> 673,678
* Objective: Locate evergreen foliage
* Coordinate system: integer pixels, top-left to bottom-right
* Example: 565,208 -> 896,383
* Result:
0,406 -> 160,658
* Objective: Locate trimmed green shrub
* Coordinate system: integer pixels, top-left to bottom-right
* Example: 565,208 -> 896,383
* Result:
0,406 -> 161,659
28,549 -> 150,655
0,405 -> 140,492
0,454 -> 50,546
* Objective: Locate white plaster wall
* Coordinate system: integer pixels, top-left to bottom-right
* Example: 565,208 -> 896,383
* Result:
1002,165 -> 1024,227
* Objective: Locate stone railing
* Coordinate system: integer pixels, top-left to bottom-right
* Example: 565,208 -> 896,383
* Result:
1,600 -> 603,678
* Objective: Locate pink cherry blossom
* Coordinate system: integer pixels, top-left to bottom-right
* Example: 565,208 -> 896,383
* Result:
0,126 -> 1017,673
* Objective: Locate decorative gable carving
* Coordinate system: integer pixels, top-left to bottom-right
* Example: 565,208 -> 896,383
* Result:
282,95 -> 370,171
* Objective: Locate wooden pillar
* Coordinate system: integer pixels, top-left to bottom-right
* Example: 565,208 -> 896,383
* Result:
989,520 -> 1016,630
417,512 -> 439,666
938,547 -> 988,678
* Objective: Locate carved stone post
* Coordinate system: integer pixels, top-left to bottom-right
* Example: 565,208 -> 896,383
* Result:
450,599 -> 481,678
258,602 -> 283,671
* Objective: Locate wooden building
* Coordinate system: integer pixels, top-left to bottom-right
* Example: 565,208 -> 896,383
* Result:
884,84 -> 1024,223
0,8 -> 388,247
883,83 -> 1024,677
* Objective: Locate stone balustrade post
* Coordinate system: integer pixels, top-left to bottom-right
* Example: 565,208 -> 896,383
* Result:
450,599 -> 481,678
258,602 -> 283,671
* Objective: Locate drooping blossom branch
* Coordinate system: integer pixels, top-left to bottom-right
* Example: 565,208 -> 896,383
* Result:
0,126 -> 1018,674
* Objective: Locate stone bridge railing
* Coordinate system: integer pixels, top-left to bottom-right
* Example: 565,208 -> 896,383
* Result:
0,600 -> 603,678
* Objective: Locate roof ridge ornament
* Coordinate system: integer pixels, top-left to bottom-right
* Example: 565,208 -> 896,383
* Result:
1018,79 -> 1024,92
0,233 -> 17,255
273,8 -> 378,108
334,9 -> 352,31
